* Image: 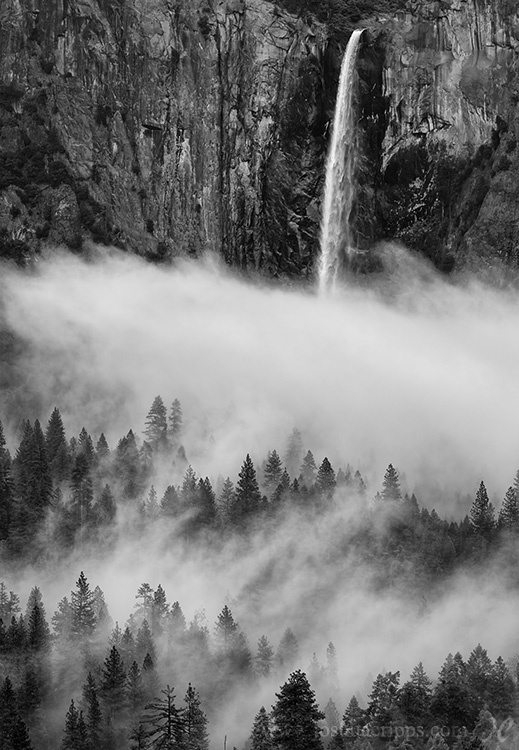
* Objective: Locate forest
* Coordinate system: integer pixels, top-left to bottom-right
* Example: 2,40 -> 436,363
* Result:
1,395 -> 519,749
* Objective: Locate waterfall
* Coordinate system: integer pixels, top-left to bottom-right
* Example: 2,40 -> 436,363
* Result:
318,29 -> 364,294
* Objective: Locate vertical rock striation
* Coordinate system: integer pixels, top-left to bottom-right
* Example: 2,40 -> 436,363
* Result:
0,0 -> 329,276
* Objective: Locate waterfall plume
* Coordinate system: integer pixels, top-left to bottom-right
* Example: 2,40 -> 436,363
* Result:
318,29 -> 364,294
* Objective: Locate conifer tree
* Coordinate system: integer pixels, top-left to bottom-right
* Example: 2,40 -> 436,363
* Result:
143,685 -> 184,748
284,428 -> 303,479
136,620 -> 156,663
27,604 -> 51,652
276,628 -> 299,671
142,653 -> 160,702
326,642 -> 339,693
431,653 -> 471,729
183,683 -> 209,750
250,706 -> 273,750
264,450 -> 283,493
45,407 -> 70,483
160,485 -> 179,518
101,646 -> 127,717
217,478 -> 235,521
93,484 -> 117,527
255,635 -> 275,677
135,583 -> 155,624
144,396 -> 169,452
397,662 -> 432,726
271,670 -> 324,750
70,572 -> 96,639
342,695 -> 366,740
61,700 -> 88,750
82,672 -> 102,750
52,597 -> 72,640
233,454 -> 263,523
300,451 -> 317,487
169,399 -> 183,442
214,605 -> 238,650
488,656 -> 516,719
151,585 -> 168,635
381,464 -> 401,502
316,458 -> 336,495
469,482 -> 495,538
367,671 -> 400,728
126,661 -> 145,713
497,487 -> 519,532
324,698 -> 341,743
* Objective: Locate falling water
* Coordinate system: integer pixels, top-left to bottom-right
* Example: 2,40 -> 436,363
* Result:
318,29 -> 364,293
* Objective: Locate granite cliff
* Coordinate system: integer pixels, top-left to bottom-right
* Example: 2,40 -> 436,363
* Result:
1,0 -> 519,276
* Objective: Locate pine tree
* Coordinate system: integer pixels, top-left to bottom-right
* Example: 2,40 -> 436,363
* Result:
284,428 -> 303,479
126,661 -> 145,713
160,485 -> 179,518
300,451 -> 317,487
488,656 -> 516,719
217,478 -> 235,522
381,464 -> 401,502
183,683 -> 209,750
214,605 -> 238,650
144,396 -> 169,452
70,572 -> 96,639
324,698 -> 341,743
143,685 -> 184,748
367,671 -> 400,728
93,585 -> 112,634
142,653 -> 160,702
264,450 -> 283,494
93,484 -> 117,526
250,706 -> 273,750
52,597 -> 72,640
469,482 -> 495,538
316,458 -> 336,495
466,644 -> 492,720
169,399 -> 183,442
276,628 -> 299,671
233,454 -> 263,523
82,672 -> 102,750
151,585 -> 168,635
101,646 -> 127,717
27,604 -> 51,652
397,663 -> 432,726
271,670 -> 324,750
497,486 -> 519,532
342,695 -> 366,740
45,407 -> 70,483
326,642 -> 339,693
135,584 -> 155,623
431,653 -> 471,730
255,635 -> 275,678
136,620 -> 156,663
61,700 -> 88,750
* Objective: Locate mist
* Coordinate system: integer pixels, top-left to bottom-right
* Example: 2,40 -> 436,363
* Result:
1,245 -> 518,501
2,245 -> 519,748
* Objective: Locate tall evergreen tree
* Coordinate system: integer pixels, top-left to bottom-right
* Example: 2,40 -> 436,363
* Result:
143,685 -> 184,749
276,628 -> 299,671
233,454 -> 263,523
342,695 -> 366,740
381,464 -> 401,502
300,451 -> 317,487
469,482 -> 495,539
250,706 -> 273,750
70,572 -> 96,640
45,407 -> 70,483
61,700 -> 88,750
255,635 -> 275,678
101,646 -> 127,718
82,672 -> 102,750
264,450 -> 283,494
271,670 -> 324,750
284,428 -> 303,479
144,396 -> 169,452
497,487 -> 519,532
316,458 -> 336,495
183,683 -> 209,750
169,399 -> 183,442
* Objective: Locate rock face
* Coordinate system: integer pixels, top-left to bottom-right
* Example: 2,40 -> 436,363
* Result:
1,0 -> 519,276
370,0 -> 519,270
0,0 -> 330,276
